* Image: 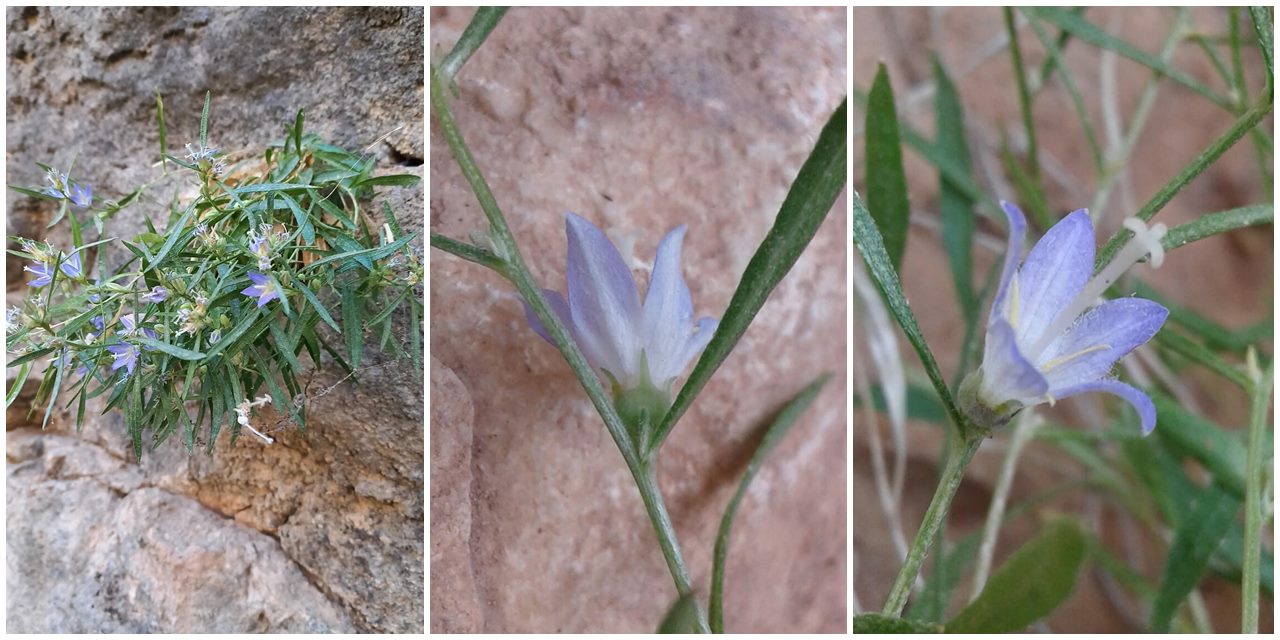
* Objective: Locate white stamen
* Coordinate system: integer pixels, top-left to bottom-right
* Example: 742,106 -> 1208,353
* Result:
234,395 -> 275,444
1123,217 -> 1168,268
1029,217 -> 1167,357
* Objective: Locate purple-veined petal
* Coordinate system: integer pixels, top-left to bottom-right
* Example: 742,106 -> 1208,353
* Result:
522,288 -> 574,347
564,213 -> 642,385
988,202 -> 1028,329
979,318 -> 1048,405
1038,298 -> 1168,390
1053,378 -> 1157,435
641,225 -> 696,384
1011,210 -> 1093,351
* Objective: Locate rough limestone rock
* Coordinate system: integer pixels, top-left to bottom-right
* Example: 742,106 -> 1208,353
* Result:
430,7 -> 846,633
6,7 -> 423,633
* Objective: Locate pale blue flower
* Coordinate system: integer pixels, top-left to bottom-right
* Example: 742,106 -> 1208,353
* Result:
107,343 -> 139,376
24,262 -> 54,287
241,272 -> 280,307
69,184 -> 92,208
119,314 -> 158,343
523,213 -> 718,395
141,286 -> 169,303
59,250 -> 82,278
961,202 -> 1169,434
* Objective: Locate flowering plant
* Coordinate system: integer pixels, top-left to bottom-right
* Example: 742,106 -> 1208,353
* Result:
6,94 -> 422,456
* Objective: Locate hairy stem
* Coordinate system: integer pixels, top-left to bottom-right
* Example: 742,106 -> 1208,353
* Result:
882,434 -> 983,616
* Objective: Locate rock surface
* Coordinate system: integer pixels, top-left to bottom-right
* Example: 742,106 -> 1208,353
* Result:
6,7 -> 424,633
430,7 -> 847,633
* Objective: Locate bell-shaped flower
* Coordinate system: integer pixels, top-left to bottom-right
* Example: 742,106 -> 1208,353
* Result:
959,202 -> 1169,435
107,343 -> 139,377
523,213 -> 718,404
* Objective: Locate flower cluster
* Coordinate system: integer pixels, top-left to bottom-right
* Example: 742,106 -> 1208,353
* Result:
42,168 -> 92,208
5,100 -> 423,455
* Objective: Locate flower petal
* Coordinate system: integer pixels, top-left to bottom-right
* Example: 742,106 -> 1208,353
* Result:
564,213 -> 641,384
522,289 -> 574,347
1011,209 -> 1093,351
1038,298 -> 1168,390
1053,378 -> 1157,435
979,318 -> 1048,405
641,225 -> 696,384
988,202 -> 1028,328
671,316 -> 718,379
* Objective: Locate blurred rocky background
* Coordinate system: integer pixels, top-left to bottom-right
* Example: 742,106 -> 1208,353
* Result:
6,7 -> 424,633
430,6 -> 847,634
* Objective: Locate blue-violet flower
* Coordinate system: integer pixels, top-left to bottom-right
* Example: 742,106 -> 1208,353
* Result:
958,202 -> 1169,435
241,272 -> 280,308
107,343 -> 139,377
523,213 -> 718,412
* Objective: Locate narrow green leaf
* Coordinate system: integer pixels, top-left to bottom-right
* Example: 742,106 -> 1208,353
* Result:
1094,96 -> 1274,270
853,191 -> 973,435
127,376 -> 143,458
148,202 -> 197,271
657,594 -> 699,634
198,90 -> 211,148
864,63 -> 910,270
1027,8 -> 1236,111
1152,392 -> 1248,498
1161,203 -> 1273,252
134,337 -> 205,361
709,374 -> 829,632
41,357 -> 66,430
8,347 -> 56,368
292,108 -> 305,155
303,232 -> 415,272
156,91 -> 168,172
431,232 -> 506,271
651,99 -> 846,452
296,281 -> 341,333
1248,7 -> 1274,79
1150,483 -> 1241,632
945,519 -> 1087,633
854,613 -> 943,634
7,362 -> 32,408
439,7 -> 510,80
231,182 -> 318,195
341,284 -> 363,370
1243,357 -> 1274,632
352,174 -> 422,189
933,57 -> 978,324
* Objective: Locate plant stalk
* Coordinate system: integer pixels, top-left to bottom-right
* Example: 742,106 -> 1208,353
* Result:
882,434 -> 983,617
431,64 -> 709,633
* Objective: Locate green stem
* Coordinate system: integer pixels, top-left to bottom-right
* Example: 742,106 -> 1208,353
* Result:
430,64 -> 710,633
969,411 -> 1040,600
1243,353 -> 1274,633
882,434 -> 983,617
1005,8 -> 1042,187
1094,91 -> 1273,270
439,7 -> 509,80
636,465 -> 704,618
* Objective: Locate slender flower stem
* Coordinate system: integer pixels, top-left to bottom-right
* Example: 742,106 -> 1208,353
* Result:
969,411 -> 1040,600
439,7 -> 510,81
1243,352 -> 1273,634
882,434 -> 983,617
430,64 -> 710,633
